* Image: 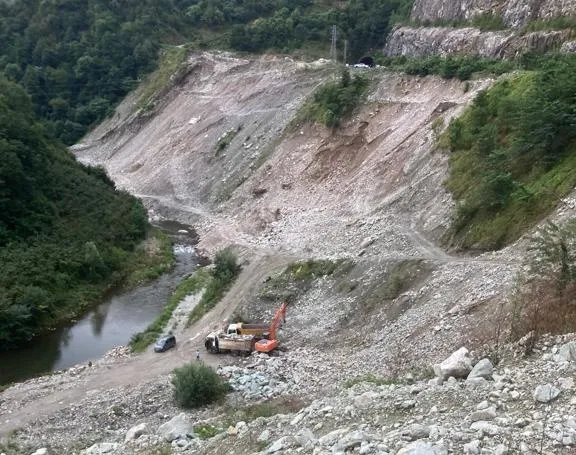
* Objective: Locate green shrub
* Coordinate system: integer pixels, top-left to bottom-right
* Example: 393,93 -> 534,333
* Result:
303,70 -> 369,127
171,362 -> 229,409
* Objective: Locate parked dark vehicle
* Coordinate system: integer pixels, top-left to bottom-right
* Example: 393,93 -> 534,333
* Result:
154,335 -> 176,352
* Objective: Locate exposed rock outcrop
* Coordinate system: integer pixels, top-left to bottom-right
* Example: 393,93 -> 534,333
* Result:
385,26 -> 571,58
410,0 -> 576,28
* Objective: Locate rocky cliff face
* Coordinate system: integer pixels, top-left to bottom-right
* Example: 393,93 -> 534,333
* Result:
385,27 -> 573,58
386,0 -> 576,58
411,0 -> 576,28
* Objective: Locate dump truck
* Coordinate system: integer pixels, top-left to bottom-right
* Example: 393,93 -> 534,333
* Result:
205,302 -> 287,355
204,332 -> 255,355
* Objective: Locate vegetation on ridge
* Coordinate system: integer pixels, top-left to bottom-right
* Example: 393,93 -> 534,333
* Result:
441,54 -> 576,250
0,78 -> 153,348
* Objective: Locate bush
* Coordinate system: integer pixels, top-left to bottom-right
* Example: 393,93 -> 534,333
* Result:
303,70 -> 369,127
171,362 -> 229,409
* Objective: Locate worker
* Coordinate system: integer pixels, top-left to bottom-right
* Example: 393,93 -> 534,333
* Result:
196,350 -> 200,361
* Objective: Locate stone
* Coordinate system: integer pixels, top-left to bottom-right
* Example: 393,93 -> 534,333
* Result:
294,428 -> 316,447
464,440 -> 481,455
467,359 -> 493,380
558,341 -> 576,362
397,440 -> 447,455
433,347 -> 472,380
318,428 -> 350,446
354,391 -> 379,410
469,406 -> 497,422
559,377 -> 575,390
267,436 -> 295,453
470,421 -> 500,436
404,424 -> 431,440
157,413 -> 195,442
31,450 -> 49,455
493,444 -> 509,455
84,443 -> 119,455
257,429 -> 271,443
125,423 -> 147,442
533,384 -> 561,403
466,377 -> 488,388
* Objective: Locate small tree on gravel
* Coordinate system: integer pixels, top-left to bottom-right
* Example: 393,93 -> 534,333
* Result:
171,362 -> 229,409
213,248 -> 241,283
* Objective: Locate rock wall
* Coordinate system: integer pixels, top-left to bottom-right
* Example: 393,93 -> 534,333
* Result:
385,26 -> 572,58
411,0 -> 576,28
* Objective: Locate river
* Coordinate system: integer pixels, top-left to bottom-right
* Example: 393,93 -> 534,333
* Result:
0,222 -> 198,386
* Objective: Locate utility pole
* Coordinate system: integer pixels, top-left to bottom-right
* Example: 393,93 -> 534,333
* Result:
343,39 -> 348,65
329,25 -> 337,62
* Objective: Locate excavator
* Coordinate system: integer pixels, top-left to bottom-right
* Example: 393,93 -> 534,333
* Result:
204,302 -> 287,355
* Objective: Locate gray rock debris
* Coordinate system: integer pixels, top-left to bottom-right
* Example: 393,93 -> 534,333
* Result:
82,443 -> 119,455
397,440 -> 448,455
557,341 -> 576,362
533,384 -> 561,403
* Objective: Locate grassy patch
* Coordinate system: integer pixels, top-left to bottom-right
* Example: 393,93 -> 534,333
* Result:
194,423 -> 224,439
187,249 -> 241,326
404,12 -> 506,31
129,268 -> 209,352
522,16 -> 576,33
213,175 -> 247,204
235,396 -> 308,421
360,260 -> 431,312
300,69 -> 369,128
343,374 -> 403,388
376,54 -> 516,81
441,56 -> 576,250
124,228 -> 175,287
259,259 -> 348,303
136,45 -> 189,112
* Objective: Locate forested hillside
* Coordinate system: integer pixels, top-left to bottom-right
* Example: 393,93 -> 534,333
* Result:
0,0 -> 411,144
0,78 -> 149,347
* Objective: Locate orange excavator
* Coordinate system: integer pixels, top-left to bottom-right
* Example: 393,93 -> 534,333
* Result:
255,302 -> 287,353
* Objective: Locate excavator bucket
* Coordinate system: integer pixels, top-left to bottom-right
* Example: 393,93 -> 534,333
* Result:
255,338 -> 278,353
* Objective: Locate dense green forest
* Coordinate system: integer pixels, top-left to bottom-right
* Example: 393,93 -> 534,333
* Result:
442,54 -> 576,250
0,78 -> 149,347
0,0 -> 411,144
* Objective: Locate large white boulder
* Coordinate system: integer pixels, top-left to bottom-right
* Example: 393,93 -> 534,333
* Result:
433,347 -> 472,380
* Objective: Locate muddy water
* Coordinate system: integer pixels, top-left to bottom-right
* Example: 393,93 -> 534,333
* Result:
0,222 -> 198,386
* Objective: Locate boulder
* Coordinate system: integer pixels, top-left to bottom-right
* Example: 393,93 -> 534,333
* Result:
157,413 -> 195,442
403,424 -> 431,440
30,450 -> 49,455
558,341 -> 576,362
470,421 -> 500,436
467,359 -> 493,380
125,423 -> 147,442
267,436 -> 296,453
397,440 -> 448,455
469,406 -> 497,422
257,429 -> 271,443
433,347 -> 472,380
83,443 -> 119,455
534,384 -> 561,403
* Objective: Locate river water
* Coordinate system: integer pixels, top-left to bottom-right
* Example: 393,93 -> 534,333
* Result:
0,223 -> 198,386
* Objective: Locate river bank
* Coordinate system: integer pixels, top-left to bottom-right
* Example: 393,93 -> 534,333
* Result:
0,223 -> 198,386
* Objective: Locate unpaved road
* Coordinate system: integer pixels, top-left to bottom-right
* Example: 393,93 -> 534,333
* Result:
0,251 -> 298,439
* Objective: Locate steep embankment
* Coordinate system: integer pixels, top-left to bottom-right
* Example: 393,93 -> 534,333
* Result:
386,0 -> 576,58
